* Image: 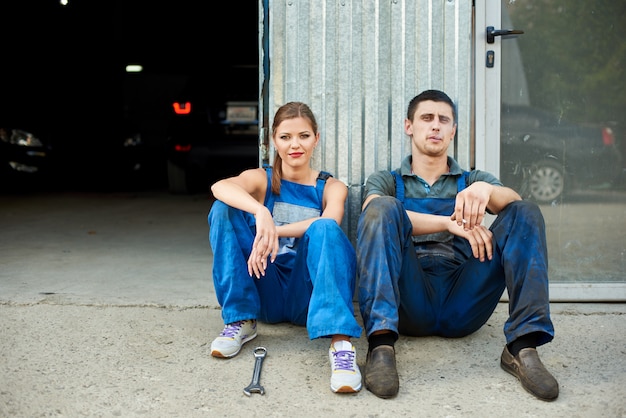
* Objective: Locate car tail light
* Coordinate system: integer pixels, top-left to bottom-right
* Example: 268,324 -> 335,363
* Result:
174,144 -> 192,152
173,102 -> 191,115
602,127 -> 615,146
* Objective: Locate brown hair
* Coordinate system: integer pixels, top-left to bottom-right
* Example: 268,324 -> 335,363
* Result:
270,101 -> 319,194
407,89 -> 457,123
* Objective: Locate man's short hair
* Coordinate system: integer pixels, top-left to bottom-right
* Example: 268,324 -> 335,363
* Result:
407,89 -> 457,123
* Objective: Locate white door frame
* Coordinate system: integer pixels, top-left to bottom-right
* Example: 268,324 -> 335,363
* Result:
474,1 -> 501,178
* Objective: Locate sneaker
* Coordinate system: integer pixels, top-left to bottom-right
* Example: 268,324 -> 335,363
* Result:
210,320 -> 257,358
329,340 -> 362,393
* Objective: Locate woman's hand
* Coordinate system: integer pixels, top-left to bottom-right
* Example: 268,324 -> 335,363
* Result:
248,207 -> 279,278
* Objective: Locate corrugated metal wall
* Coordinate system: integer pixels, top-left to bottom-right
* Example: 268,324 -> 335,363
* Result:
260,0 -> 473,241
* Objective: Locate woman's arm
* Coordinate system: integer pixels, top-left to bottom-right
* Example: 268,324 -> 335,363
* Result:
210,167 -> 268,215
211,168 -> 279,272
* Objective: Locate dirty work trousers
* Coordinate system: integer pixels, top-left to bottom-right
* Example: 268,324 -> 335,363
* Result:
356,197 -> 554,346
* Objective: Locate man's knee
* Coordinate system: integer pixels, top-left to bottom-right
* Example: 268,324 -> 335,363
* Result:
498,199 -> 545,227
360,196 -> 403,222
506,199 -> 541,216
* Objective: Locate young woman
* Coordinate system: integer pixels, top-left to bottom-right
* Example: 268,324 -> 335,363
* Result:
207,101 -> 362,394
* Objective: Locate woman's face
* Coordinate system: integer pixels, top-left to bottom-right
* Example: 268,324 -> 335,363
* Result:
272,116 -> 319,168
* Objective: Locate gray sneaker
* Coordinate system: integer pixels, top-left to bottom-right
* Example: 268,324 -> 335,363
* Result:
329,340 -> 362,393
210,320 -> 257,358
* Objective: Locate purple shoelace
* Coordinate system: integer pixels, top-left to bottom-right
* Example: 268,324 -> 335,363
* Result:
220,320 -> 245,338
332,349 -> 356,371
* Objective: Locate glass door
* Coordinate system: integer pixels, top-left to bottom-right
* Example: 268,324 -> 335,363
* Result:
478,0 -> 626,301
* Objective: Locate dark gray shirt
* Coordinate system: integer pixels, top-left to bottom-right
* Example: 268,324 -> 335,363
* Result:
364,155 -> 502,201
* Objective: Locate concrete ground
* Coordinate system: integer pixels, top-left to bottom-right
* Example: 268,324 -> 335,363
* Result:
1,190 -> 625,417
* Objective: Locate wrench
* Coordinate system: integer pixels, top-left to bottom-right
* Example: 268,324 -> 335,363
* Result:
243,346 -> 267,396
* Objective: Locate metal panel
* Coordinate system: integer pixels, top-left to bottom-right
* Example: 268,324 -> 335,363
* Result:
262,0 -> 473,242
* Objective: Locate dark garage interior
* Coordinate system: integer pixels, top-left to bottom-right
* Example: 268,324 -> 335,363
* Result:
0,0 -> 260,194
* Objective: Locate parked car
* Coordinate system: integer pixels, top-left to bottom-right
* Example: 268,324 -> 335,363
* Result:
499,104 -> 623,203
165,65 -> 260,194
0,117 -> 149,193
0,125 -> 53,191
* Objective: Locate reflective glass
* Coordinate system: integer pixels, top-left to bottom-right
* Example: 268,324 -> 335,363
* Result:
500,1 -> 626,284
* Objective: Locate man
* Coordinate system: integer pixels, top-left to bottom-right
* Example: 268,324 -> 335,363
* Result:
356,89 -> 559,401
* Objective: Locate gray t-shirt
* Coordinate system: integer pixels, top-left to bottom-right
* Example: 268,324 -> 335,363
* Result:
364,155 -> 502,202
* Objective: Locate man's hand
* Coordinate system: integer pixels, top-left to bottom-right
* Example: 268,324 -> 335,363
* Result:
450,182 -> 492,230
449,220 -> 494,262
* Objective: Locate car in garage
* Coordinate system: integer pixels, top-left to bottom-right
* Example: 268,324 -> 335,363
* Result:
499,104 -> 623,203
0,125 -> 54,191
165,65 -> 260,194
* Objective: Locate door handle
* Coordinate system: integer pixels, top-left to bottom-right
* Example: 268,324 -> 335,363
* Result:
486,26 -> 524,44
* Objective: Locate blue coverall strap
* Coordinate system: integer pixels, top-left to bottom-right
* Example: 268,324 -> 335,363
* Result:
262,167 -> 331,209
263,167 -> 273,206
392,170 -> 405,202
315,171 -> 332,205
457,170 -> 470,192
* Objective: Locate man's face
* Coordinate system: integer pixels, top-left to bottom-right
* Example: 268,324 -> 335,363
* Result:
405,100 -> 457,157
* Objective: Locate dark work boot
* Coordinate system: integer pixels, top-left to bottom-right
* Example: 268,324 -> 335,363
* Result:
364,345 -> 399,398
500,346 -> 559,401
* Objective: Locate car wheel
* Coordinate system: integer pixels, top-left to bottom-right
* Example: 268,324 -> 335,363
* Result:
526,159 -> 566,203
167,160 -> 190,194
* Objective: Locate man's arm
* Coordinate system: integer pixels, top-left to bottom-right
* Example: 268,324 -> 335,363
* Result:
361,193 -> 379,210
451,182 -> 521,230
486,185 -> 522,213
361,170 -> 396,210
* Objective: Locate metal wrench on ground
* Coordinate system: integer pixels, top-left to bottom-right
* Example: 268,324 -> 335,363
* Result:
243,347 -> 267,396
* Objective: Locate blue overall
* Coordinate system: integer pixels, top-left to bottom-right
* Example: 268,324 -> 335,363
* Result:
356,170 -> 554,346
208,168 -> 362,340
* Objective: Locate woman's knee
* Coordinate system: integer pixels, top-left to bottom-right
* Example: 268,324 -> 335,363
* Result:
208,200 -> 229,219
308,217 -> 338,231
306,219 -> 353,251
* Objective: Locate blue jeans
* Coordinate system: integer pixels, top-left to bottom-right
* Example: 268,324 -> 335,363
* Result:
356,197 -> 554,346
208,201 -> 362,340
